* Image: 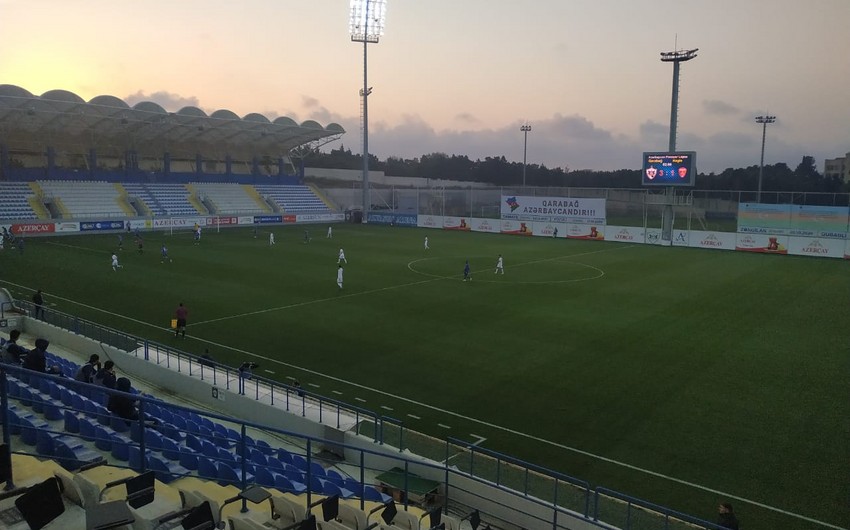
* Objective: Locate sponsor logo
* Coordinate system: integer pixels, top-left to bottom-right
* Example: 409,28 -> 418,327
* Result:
422,216 -> 438,227
283,215 -> 296,223
12,223 -> 54,234
700,234 -> 724,247
819,231 -> 846,239
802,240 -> 829,255
615,228 -> 634,241
505,196 -> 520,212
647,232 -> 660,244
675,232 -> 687,243
737,235 -> 757,247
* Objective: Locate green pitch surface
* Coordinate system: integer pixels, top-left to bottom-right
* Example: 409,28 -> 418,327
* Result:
2,225 -> 847,530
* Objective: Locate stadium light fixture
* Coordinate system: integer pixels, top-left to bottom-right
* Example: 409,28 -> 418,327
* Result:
520,123 -> 532,188
349,0 -> 387,218
755,115 -> 777,203
659,47 -> 698,152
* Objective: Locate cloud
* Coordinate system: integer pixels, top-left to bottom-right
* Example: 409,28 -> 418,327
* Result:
301,95 -> 320,108
124,90 -> 201,112
702,99 -> 739,116
639,120 -> 667,138
454,112 -> 480,125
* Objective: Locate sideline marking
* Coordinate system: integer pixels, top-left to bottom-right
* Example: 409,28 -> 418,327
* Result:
407,414 -> 421,420
470,434 -> 487,446
437,424 -> 451,429
307,383 -> 320,389
2,256 -> 840,529
381,406 -> 394,411
263,369 -> 275,374
332,390 -> 343,396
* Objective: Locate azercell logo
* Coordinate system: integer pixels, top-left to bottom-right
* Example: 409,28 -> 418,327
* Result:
615,229 -> 634,241
700,234 -> 723,247
505,197 -> 520,212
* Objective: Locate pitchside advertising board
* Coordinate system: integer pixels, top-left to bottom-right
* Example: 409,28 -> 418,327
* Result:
642,152 -> 696,186
737,203 -> 849,238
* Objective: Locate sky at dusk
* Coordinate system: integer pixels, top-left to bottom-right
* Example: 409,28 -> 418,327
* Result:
1,0 -> 848,174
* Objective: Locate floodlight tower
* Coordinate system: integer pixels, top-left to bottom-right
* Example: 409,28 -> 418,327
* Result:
755,115 -> 776,203
660,48 -> 698,152
520,123 -> 532,187
349,0 -> 387,219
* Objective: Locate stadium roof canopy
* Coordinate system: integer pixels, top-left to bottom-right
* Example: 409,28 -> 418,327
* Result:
0,85 -> 344,159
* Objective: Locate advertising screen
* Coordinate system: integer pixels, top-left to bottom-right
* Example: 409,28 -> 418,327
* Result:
642,152 -> 696,186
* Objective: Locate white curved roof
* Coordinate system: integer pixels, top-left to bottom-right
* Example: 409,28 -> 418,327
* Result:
0,84 -> 345,158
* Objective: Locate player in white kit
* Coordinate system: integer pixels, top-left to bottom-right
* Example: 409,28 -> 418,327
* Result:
338,248 -> 347,264
337,265 -> 344,289
495,254 -> 504,274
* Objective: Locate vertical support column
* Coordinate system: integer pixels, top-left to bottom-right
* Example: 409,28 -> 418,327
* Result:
225,155 -> 232,179
251,156 -> 259,177
668,60 -> 680,152
195,153 -> 203,176
163,152 -> 171,176
46,146 -> 56,178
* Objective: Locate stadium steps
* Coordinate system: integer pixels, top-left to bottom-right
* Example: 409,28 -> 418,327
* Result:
184,183 -> 207,214
113,183 -> 137,216
308,183 -> 337,210
26,196 -> 49,219
242,184 -> 272,213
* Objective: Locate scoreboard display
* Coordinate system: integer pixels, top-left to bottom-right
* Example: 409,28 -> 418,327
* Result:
642,152 -> 696,186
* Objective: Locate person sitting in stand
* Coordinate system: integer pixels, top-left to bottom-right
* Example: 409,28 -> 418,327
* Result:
1,330 -> 27,364
94,360 -> 117,389
108,377 -> 141,423
22,338 -> 49,373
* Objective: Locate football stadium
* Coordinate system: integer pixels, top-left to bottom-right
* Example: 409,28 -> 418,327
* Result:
0,10 -> 848,530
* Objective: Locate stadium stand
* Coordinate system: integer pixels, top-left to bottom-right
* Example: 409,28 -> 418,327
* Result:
0,182 -> 38,220
38,180 -> 126,218
123,182 -> 201,217
193,182 -> 271,214
256,184 -> 332,213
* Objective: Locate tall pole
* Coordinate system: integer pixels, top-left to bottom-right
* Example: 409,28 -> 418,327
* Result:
521,124 -> 531,187
350,0 -> 386,220
755,115 -> 776,203
660,48 -> 698,153
362,33 -> 369,218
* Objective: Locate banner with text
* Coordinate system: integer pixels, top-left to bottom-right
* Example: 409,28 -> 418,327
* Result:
80,220 -> 124,232
501,196 -> 606,224
469,218 -> 500,233
687,231 -> 737,250
55,222 -> 80,233
443,216 -> 471,231
738,203 -> 849,238
672,230 -> 689,247
501,220 -> 533,236
297,213 -> 346,223
11,222 -> 55,235
607,226 -> 646,244
532,222 -> 567,238
566,223 -> 605,240
735,233 -> 789,254
417,215 -> 444,229
787,236 -> 845,258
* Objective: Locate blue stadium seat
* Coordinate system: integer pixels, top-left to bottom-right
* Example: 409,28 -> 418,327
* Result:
179,450 -> 199,471
275,475 -> 308,495
197,456 -> 219,481
55,439 -> 102,471
322,480 -> 355,499
363,485 -> 392,503
94,426 -> 112,451
111,435 -> 130,462
217,461 -> 254,487
63,410 -> 81,434
160,437 -> 181,461
79,417 -> 97,442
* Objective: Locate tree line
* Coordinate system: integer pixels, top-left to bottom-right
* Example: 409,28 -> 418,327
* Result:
309,146 -> 846,194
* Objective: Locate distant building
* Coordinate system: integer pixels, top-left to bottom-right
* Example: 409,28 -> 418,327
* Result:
824,152 -> 850,182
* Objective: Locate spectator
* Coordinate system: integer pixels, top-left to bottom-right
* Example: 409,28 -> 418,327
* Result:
1,330 -> 27,364
32,289 -> 45,320
107,377 -> 139,422
22,338 -> 49,373
199,348 -> 215,368
717,502 -> 739,530
74,354 -> 101,383
94,360 -> 117,389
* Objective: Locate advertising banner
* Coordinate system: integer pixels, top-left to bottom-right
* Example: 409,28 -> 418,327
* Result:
532,221 -> 567,238
153,217 -> 202,228
253,215 -> 282,224
126,219 -> 149,230
417,215 -> 443,229
394,214 -> 417,226
787,236 -> 845,258
283,215 -> 296,223
687,231 -> 736,250
735,233 -> 789,254
846,239 -> 850,260
238,216 -> 255,225
80,220 -> 124,232
789,205 -> 849,238
645,228 -> 669,246
206,216 -> 237,226
501,196 -> 606,224
367,212 -> 395,225
295,213 -> 346,223
607,226 -> 646,244
672,230 -> 689,247
469,218 -> 500,233
55,222 -> 80,232
737,203 -> 792,235
11,222 -> 55,235
566,223 -> 604,240
443,217 -> 471,231
500,220 -> 533,236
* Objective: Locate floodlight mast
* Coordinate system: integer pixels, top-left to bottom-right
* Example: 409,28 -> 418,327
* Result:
660,48 -> 698,152
350,0 -> 386,220
755,115 -> 776,203
520,124 -> 531,188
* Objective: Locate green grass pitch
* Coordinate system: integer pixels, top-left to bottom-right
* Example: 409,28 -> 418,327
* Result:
2,224 -> 847,530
